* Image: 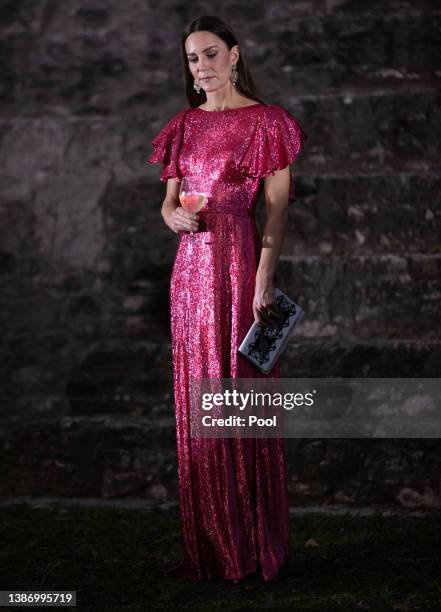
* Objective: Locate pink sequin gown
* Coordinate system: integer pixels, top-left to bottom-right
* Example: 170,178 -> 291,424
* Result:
147,102 -> 306,582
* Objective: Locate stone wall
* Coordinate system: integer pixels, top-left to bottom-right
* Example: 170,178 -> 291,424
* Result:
1,0 -> 440,507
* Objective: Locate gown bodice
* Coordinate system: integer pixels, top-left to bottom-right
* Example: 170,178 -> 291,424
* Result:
147,102 -> 307,217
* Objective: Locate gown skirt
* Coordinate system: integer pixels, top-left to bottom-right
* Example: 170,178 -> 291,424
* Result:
147,102 -> 306,581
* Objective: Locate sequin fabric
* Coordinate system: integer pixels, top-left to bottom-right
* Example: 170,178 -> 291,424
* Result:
147,103 -> 306,582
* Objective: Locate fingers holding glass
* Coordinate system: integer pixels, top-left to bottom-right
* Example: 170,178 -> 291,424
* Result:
179,176 -> 210,236
173,208 -> 199,233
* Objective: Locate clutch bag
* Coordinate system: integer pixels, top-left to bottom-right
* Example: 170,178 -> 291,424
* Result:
238,288 -> 305,374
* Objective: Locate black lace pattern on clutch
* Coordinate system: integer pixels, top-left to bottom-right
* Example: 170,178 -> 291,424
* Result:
246,294 -> 298,367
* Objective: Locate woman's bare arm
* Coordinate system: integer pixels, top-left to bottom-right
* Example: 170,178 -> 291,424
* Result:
253,166 -> 291,326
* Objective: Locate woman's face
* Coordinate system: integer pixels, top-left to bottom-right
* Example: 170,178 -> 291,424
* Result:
185,31 -> 239,93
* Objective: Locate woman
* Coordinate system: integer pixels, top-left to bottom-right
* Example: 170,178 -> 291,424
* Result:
147,15 -> 307,582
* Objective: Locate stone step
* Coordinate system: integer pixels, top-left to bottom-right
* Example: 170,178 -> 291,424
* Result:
67,340 -> 441,410
1,413 -> 441,509
255,170 -> 441,256
261,12 -> 440,95
285,74 -> 439,100
282,338 -> 441,377
276,253 -> 441,340
286,83 -> 440,174
284,437 -> 441,509
0,4 -> 438,115
0,496 -> 436,517
0,415 -> 177,501
1,334 -> 173,412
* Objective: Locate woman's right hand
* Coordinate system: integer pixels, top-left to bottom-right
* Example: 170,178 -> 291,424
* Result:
163,206 -> 199,234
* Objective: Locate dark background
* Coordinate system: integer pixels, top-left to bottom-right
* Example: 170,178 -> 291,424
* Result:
0,0 -> 440,509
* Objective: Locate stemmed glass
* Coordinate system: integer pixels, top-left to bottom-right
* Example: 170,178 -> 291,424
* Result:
179,176 -> 210,236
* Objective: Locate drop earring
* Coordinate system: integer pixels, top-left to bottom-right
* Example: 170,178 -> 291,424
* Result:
193,80 -> 202,94
230,64 -> 238,87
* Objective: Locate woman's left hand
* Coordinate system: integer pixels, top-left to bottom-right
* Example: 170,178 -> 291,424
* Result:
253,281 -> 284,327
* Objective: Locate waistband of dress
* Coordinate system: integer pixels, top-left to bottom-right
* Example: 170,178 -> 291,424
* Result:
198,208 -> 254,218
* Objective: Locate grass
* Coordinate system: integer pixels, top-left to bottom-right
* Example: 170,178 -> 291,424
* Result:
0,503 -> 440,610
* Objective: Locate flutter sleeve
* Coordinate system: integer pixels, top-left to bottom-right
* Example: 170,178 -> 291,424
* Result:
146,109 -> 188,182
239,104 -> 307,202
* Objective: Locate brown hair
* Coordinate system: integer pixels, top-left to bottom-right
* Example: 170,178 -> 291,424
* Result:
180,15 -> 266,108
